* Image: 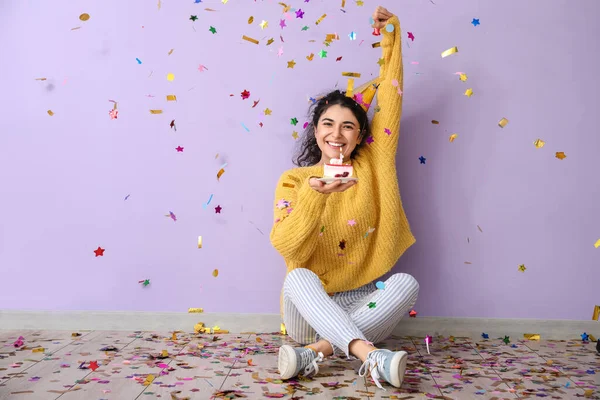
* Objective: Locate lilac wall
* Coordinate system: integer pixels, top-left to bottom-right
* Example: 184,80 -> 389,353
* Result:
1,0 -> 598,320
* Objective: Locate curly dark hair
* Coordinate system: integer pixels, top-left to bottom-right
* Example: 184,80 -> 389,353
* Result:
293,89 -> 371,167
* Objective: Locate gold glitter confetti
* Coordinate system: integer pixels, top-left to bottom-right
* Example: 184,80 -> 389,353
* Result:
248,16 -> 254,24
217,168 -> 225,180
280,323 -> 287,335
534,139 -> 545,148
168,49 -> 174,55
212,269 -> 219,277
592,305 -> 600,320
518,264 -> 526,272
524,333 -> 540,341
459,73 -> 468,81
260,20 -> 269,29
144,374 -> 155,386
79,13 -> 90,21
372,42 -> 381,48
341,0 -> 346,6
188,308 -> 204,313
555,151 -> 566,160
464,88 -> 473,97
197,236 -> 202,248
325,33 -> 339,41
35,77 -> 47,81
194,322 -> 205,333
266,38 -> 274,45
441,46 -> 458,58
242,35 -> 259,44
315,14 -> 327,25
584,389 -> 594,398
498,118 -> 509,128
282,182 -> 295,188
278,2 -> 290,12
32,348 -> 45,353
47,110 -> 54,116
342,72 -> 361,78
166,95 -> 177,101
431,120 -> 439,124
167,73 -> 175,81
292,131 -> 299,139
346,78 -> 354,97
594,239 -> 600,249
149,110 -> 163,114
71,27 -> 81,31
449,133 -> 458,142
306,53 -> 314,61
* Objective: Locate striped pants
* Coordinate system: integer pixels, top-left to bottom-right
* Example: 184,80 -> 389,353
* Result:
282,268 -> 419,357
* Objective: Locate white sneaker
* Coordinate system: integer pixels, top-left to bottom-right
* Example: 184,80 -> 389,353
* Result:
278,345 -> 324,380
358,349 -> 408,389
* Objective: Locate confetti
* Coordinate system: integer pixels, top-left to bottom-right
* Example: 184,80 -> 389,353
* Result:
419,156 -> 426,164
481,333 -> 489,339
109,109 -> 118,119
409,310 -> 417,318
290,117 -> 298,125
534,139 -> 545,148
150,110 -> 163,114
241,122 -> 250,132
287,60 -> 296,68
190,15 -> 198,21
212,269 -> 219,277
13,336 -> 24,347
348,31 -> 356,40
197,236 -> 202,248
167,73 -> 175,81
315,14 -> 327,25
242,35 -> 259,44
441,46 -> 458,58
280,323 -> 287,335
47,110 -> 54,116
594,239 -> 600,249
209,26 -> 217,34
166,95 -> 177,101
342,72 -> 361,78
375,281 -> 385,290
89,361 -> 99,371
524,333 -> 540,341
424,335 -> 432,354
176,146 -> 184,152
79,13 -> 90,21
282,182 -> 295,188
168,49 -> 174,55
168,211 -> 177,221
94,247 -> 105,257
449,133 -> 458,142
594,305 -> 600,320
170,120 -> 176,131
144,374 -> 155,386
32,347 -> 45,353
214,205 -> 222,213
503,336 -> 510,344
464,88 -> 473,97
139,279 -> 150,287
555,151 -> 566,160
518,264 -> 526,272
367,302 -> 376,309
407,32 -> 415,41
431,120 -> 439,124
188,308 -> 204,313
498,117 -> 509,128
459,73 -> 468,81
472,18 -> 480,26
260,20 -> 268,29
136,58 -> 142,64
241,90 -> 250,99
339,240 -> 346,250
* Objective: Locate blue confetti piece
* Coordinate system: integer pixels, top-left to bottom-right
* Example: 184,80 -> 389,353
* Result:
385,23 -> 394,32
565,382 -> 570,388
241,122 -> 250,132
369,17 -> 374,25
375,281 -> 385,290
136,58 -> 142,64
203,194 -> 214,209
194,0 -> 202,3
481,333 -> 489,339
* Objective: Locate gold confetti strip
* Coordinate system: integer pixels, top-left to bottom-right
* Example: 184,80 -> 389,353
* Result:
593,305 -> 600,320
286,175 -> 300,183
431,120 -> 439,124
464,261 -> 472,264
248,16 -> 254,24
441,46 -> 458,58
168,48 -> 174,55
194,322 -> 205,333
188,308 -> 204,313
212,269 -> 219,277
71,26 -> 81,30
372,42 -> 381,48
79,13 -> 90,21
342,72 -> 361,78
278,2 -> 290,12
144,374 -> 155,385
35,77 -> 47,81
449,133 -> 458,142
464,88 -> 473,97
325,33 -> 339,41
306,53 -> 314,61
498,117 -> 509,128
217,168 -> 225,179
594,239 -> 600,249
204,8 -> 217,11
315,14 -> 327,25
590,334 -> 598,341
282,182 -> 295,188
166,95 -> 177,101
524,333 -> 541,341
346,78 -> 355,97
47,110 -> 54,116
197,236 -> 203,248
280,323 -> 287,335
341,0 -> 346,6
149,109 -> 163,114
242,35 -> 259,44
32,348 -> 45,353
534,138 -> 545,148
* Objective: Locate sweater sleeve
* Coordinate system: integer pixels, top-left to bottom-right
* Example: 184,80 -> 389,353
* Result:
368,15 -> 403,158
269,172 -> 329,263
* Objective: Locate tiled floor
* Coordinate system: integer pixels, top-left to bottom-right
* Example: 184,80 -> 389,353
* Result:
0,330 -> 598,399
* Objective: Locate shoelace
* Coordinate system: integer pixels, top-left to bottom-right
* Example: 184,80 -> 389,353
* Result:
358,350 -> 386,391
302,350 -> 324,376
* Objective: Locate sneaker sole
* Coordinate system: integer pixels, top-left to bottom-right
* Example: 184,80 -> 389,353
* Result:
278,345 -> 298,380
388,351 -> 408,388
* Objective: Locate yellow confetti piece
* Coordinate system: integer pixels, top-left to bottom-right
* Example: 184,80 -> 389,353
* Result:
282,182 -> 295,188
212,325 -> 220,331
595,239 -> 600,249
498,117 -> 509,128
144,374 -> 155,386
248,16 -> 254,24
306,53 -> 314,61
464,88 -> 473,97
149,110 -> 163,114
589,334 -> 597,341
372,42 -> 381,48
441,46 -> 458,58
346,78 -> 354,98
71,27 -> 81,31
325,33 -> 339,41
278,2 -> 290,12
280,323 -> 287,335
194,322 -> 205,333
431,120 -> 439,124
188,308 -> 204,313
161,350 -> 168,357
292,131 -> 298,140
212,269 -> 219,277
168,49 -> 174,55
32,348 -> 45,353
315,14 -> 327,25
167,73 -> 175,81
166,95 -> 177,101
459,73 -> 468,82
47,110 -> 54,116
518,264 -> 526,272
593,305 -> 600,320
197,236 -> 202,249
35,77 -> 47,81
79,13 -> 90,21
523,333 -> 540,341
534,138 -> 545,148
341,0 -> 346,6
172,332 -> 178,341
555,151 -> 567,160
584,389 -> 594,398
217,168 -> 225,180
342,72 -> 361,78
242,35 -> 259,44
449,133 -> 458,142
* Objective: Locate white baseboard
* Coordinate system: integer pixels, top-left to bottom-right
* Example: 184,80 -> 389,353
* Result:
0,310 -> 597,340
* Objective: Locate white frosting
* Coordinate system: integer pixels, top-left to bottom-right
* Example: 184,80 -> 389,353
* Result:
329,158 -> 343,165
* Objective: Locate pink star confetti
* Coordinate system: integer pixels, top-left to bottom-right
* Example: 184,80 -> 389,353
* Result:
295,9 -> 304,18
384,128 -> 392,135
366,136 -> 374,144
348,219 -> 356,226
407,32 -> 415,41
276,199 -> 290,209
176,146 -> 184,152
198,64 -> 208,72
279,19 -> 286,29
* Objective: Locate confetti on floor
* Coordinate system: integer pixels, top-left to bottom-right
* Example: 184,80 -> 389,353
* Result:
0,331 -> 597,399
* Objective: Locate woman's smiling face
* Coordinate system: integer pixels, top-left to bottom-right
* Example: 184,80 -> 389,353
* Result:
315,104 -> 362,165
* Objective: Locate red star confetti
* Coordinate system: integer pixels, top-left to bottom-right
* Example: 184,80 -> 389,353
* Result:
339,240 -> 346,250
241,90 -> 250,99
94,247 -> 105,257
409,310 -> 417,318
336,56 -> 343,62
176,146 -> 184,152
89,361 -> 99,371
215,205 -> 222,213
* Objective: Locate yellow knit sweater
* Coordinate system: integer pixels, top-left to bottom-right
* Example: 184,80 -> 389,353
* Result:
270,16 -> 415,301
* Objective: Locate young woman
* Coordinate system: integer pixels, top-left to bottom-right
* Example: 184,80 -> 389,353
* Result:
269,6 -> 418,390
